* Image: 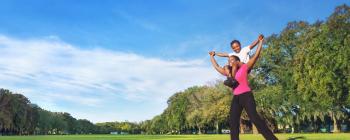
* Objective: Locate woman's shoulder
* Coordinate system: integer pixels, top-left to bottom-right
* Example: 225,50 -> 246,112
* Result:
241,64 -> 250,72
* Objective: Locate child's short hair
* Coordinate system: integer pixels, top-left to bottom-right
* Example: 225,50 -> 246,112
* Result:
230,40 -> 241,47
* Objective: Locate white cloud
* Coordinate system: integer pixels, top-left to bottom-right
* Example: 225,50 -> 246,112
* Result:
0,35 -> 220,122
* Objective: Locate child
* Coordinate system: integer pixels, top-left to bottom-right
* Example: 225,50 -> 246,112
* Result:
215,34 -> 264,63
212,35 -> 264,88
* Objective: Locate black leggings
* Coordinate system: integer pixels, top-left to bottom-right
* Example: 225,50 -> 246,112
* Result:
229,91 -> 278,140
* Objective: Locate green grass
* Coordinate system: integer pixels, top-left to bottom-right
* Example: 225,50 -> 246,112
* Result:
0,133 -> 349,140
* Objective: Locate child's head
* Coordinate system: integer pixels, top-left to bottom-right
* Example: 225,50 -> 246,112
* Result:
230,40 -> 241,53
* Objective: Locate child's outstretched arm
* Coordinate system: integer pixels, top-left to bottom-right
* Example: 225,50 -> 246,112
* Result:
215,52 -> 229,57
248,34 -> 264,50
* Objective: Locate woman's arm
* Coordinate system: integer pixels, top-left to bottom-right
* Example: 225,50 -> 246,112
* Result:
246,39 -> 263,70
209,51 -> 227,76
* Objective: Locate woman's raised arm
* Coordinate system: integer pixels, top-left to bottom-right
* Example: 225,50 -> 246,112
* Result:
246,39 -> 264,70
209,51 -> 227,76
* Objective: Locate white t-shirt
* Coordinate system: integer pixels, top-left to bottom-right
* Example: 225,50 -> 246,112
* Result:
228,46 -> 251,63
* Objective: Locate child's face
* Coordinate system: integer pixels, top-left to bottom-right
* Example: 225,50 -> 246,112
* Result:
231,43 -> 241,53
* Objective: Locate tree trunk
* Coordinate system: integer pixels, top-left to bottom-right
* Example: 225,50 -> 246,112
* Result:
314,122 -> 317,133
252,124 -> 258,134
332,115 -> 340,133
215,121 -> 219,134
198,126 -> 202,134
196,122 -> 202,134
240,119 -> 244,134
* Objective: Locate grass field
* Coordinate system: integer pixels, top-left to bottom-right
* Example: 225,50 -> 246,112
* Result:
0,134 -> 349,140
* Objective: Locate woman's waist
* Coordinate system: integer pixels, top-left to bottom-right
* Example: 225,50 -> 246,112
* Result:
233,85 -> 251,95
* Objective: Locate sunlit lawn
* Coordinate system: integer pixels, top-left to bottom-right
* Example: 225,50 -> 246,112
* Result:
0,133 -> 349,140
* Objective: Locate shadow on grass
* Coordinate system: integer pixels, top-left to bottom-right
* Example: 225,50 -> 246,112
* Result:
287,136 -> 305,140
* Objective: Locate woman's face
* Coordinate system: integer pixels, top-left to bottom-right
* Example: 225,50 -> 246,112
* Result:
231,42 -> 241,53
228,56 -> 239,66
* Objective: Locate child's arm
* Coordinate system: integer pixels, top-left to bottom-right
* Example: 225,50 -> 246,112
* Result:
248,34 -> 264,50
230,63 -> 238,77
209,51 -> 227,76
224,65 -> 231,77
215,52 -> 229,57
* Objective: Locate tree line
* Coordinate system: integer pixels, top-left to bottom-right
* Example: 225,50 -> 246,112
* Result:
0,89 -> 96,135
0,88 -> 145,135
0,4 -> 350,136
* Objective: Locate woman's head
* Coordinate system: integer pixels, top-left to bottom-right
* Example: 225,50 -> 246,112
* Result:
230,40 -> 241,53
228,55 -> 241,66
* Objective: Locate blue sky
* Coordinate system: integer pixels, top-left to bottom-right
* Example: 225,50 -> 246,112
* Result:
0,0 -> 348,122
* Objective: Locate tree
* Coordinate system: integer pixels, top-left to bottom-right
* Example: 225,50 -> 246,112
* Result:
293,4 -> 350,132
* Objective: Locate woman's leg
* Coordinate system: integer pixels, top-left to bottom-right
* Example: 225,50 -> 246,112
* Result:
240,92 -> 278,140
229,95 -> 243,140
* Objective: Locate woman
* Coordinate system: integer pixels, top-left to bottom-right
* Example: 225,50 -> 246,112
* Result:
209,37 -> 278,140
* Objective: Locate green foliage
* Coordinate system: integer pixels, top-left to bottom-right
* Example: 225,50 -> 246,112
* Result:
141,4 -> 350,134
0,4 -> 349,135
253,4 -> 350,132
1,134 -> 350,140
140,82 -> 234,134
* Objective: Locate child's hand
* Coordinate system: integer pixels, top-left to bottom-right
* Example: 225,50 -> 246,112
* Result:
209,51 -> 215,56
258,34 -> 264,41
259,38 -> 264,43
224,65 -> 231,77
230,63 -> 238,77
